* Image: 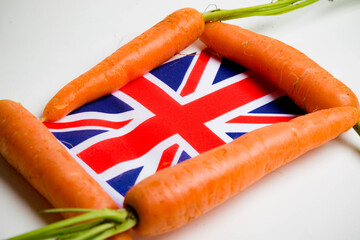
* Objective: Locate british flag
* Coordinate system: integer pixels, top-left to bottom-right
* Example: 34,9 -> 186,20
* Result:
44,47 -> 305,206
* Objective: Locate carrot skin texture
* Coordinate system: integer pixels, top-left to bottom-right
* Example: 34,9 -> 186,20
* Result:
43,8 -> 204,122
200,22 -> 359,112
0,100 -> 118,212
0,100 -> 132,239
0,99 -> 133,239
124,106 -> 360,235
108,232 -> 133,240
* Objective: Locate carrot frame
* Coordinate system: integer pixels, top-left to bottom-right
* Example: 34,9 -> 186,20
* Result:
3,0 -> 360,238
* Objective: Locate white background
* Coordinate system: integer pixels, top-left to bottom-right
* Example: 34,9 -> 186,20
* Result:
1,0 -> 360,239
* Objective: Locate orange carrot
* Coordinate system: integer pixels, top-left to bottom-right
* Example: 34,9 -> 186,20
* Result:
10,106 -> 358,239
124,106 -> 360,235
199,22 -> 359,113
108,232 -> 133,240
0,99 -> 131,240
42,8 -> 204,122
42,1 -> 320,122
7,106 -> 359,239
0,100 -> 117,212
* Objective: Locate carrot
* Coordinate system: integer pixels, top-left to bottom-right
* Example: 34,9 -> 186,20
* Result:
42,0 -> 319,122
42,8 -> 204,122
0,99 -> 132,240
123,106 -> 360,235
11,106 -> 359,239
199,22 -> 360,113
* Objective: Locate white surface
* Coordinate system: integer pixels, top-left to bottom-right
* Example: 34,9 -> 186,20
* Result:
1,0 -> 360,239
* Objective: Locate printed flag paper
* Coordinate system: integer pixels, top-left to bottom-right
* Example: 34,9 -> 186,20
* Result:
44,46 -> 305,206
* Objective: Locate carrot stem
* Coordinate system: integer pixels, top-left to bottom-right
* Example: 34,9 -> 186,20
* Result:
202,0 -> 319,22
91,217 -> 137,240
52,221 -> 109,240
70,222 -> 116,240
6,208 -> 137,240
10,220 -> 104,240
353,122 -> 360,136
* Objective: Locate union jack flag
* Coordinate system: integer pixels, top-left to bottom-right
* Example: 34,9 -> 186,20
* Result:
44,47 -> 305,206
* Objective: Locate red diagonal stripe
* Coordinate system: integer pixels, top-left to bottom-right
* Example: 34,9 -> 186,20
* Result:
44,119 -> 132,130
180,50 -> 211,97
156,144 -> 179,172
227,115 -> 296,124
79,73 -> 275,173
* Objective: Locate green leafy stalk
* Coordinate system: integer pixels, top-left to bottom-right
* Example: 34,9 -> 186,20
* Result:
6,208 -> 137,240
91,217 -> 138,240
202,0 -> 319,22
69,222 -> 116,240
26,220 -> 104,240
353,122 -> 360,136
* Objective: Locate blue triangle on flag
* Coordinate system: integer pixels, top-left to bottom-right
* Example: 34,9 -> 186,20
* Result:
213,58 -> 248,84
69,94 -> 133,115
52,129 -> 107,149
107,166 -> 143,197
226,132 -> 246,140
250,95 -> 306,115
150,53 -> 195,91
177,151 -> 191,164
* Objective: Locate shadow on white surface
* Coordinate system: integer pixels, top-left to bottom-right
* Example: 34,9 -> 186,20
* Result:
0,155 -> 62,237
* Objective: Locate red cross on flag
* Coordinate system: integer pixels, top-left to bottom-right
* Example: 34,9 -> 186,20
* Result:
44,47 -> 305,206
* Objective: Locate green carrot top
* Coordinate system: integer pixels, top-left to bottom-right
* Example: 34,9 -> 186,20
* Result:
202,0 -> 319,22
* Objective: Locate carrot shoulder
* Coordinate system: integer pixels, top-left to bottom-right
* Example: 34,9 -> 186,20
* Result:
42,8 -> 204,122
124,106 -> 360,235
199,22 -> 359,113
